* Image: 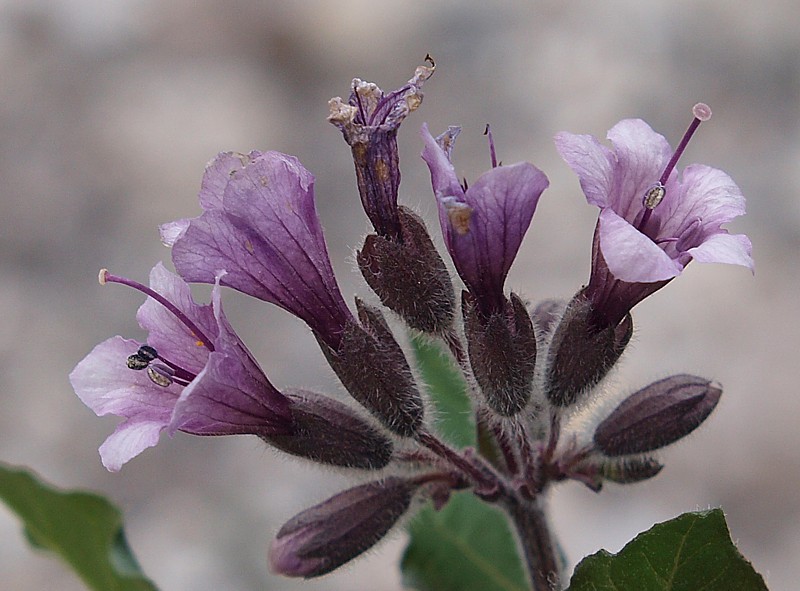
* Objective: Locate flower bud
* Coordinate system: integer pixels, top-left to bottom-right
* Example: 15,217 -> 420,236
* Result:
318,299 -> 424,437
594,374 -> 722,456
357,206 -> 455,334
462,291 -> 536,416
262,390 -> 393,470
269,477 -> 416,578
601,456 -> 664,484
545,293 -> 632,407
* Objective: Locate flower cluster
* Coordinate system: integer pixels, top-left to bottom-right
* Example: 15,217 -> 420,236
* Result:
71,63 -> 752,586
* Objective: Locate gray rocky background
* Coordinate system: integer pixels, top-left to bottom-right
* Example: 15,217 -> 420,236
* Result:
1,1 -> 798,589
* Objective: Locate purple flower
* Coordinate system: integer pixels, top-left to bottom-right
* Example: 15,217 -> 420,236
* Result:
69,263 -> 292,471
162,152 -> 424,435
161,151 -> 353,349
329,59 -> 434,239
421,123 -> 549,317
555,105 -> 753,326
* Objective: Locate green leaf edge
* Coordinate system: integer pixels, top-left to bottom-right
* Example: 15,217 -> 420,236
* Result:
566,508 -> 769,591
0,462 -> 158,591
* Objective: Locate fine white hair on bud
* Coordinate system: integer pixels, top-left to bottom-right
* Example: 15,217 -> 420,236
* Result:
692,102 -> 712,122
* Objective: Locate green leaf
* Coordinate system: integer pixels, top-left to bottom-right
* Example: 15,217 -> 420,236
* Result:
411,335 -> 475,448
0,463 -> 158,591
567,508 -> 768,591
404,337 -> 527,591
402,492 -> 529,591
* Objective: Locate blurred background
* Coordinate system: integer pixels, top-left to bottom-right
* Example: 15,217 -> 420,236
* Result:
1,1 -> 798,589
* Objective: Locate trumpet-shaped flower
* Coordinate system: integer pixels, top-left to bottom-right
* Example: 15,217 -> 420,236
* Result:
70,263 -> 292,471
421,123 -> 549,317
555,105 -> 753,326
161,151 -> 353,350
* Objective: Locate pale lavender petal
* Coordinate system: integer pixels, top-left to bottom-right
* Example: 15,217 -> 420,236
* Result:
554,131 -> 614,208
136,263 -> 216,374
99,420 -> 165,472
159,219 -> 189,247
70,336 -> 181,419
688,233 -> 754,271
658,164 -> 746,239
598,209 -> 683,282
605,119 -> 672,220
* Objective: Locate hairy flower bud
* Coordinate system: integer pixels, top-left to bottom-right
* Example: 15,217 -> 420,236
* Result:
463,291 -> 536,416
357,206 -> 455,334
262,390 -> 393,470
545,292 -> 632,407
594,374 -> 722,456
318,299 -> 424,437
601,456 -> 664,484
269,477 -> 416,578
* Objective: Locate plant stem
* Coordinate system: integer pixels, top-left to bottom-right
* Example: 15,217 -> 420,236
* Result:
504,496 -> 561,591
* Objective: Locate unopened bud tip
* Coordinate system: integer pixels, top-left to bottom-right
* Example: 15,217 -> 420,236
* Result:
98,269 -> 108,285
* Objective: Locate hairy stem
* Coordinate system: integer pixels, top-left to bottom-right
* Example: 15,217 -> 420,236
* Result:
505,496 -> 561,591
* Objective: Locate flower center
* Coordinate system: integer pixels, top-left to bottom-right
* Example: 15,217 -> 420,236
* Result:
637,103 -> 712,232
100,268 -> 213,387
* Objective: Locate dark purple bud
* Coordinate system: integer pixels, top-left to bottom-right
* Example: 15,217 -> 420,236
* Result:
463,291 -> 536,416
601,456 -> 664,484
262,390 -> 393,470
269,477 -> 416,578
318,299 -> 423,437
357,206 -> 455,334
545,292 -> 632,407
594,374 -> 722,456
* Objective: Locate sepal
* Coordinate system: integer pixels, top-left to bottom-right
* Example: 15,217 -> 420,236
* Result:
357,206 -> 455,334
463,292 -> 536,416
318,299 -> 424,437
545,292 -> 632,407
262,390 -> 394,469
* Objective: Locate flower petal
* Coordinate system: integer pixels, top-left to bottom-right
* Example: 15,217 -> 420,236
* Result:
554,131 -> 615,208
605,119 -> 672,220
688,232 -> 754,271
169,151 -> 352,340
99,419 -> 165,472
170,278 -> 292,435
136,263 -> 216,374
657,164 -> 746,239
70,336 -> 181,419
598,209 -> 683,282
451,162 -> 548,309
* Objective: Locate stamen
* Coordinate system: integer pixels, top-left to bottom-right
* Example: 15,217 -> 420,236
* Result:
99,269 -> 215,352
484,124 -> 498,168
137,345 -> 158,361
643,183 -> 666,210
147,364 -> 174,388
127,354 -> 150,371
638,104 -> 711,232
